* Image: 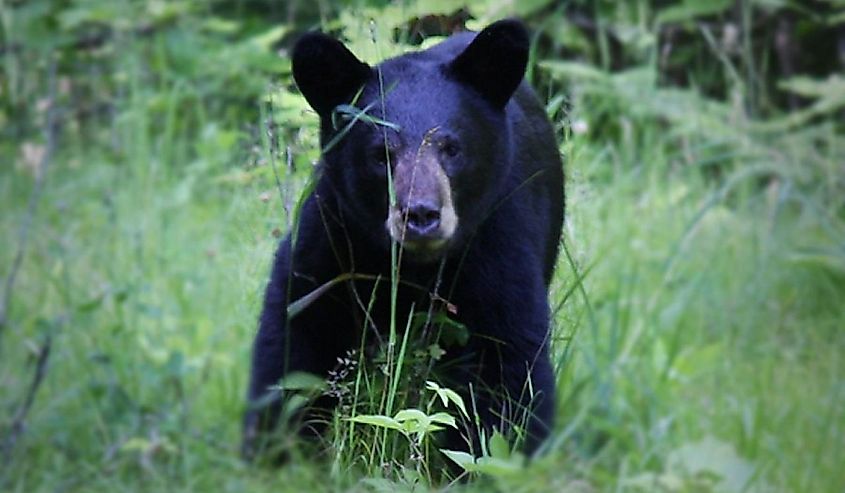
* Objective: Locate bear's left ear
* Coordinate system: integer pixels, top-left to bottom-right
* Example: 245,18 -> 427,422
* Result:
292,32 -> 372,117
447,19 -> 529,109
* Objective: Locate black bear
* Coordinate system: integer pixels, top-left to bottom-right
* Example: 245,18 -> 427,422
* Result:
244,19 -> 564,458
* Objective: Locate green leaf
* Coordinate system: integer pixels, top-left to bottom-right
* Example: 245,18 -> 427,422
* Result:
120,437 -> 152,452
426,381 -> 469,418
788,247 -> 845,275
440,449 -> 477,471
427,344 -> 446,360
201,18 -> 240,34
656,0 -> 733,25
473,456 -> 523,477
276,372 -> 326,392
347,415 -> 404,432
248,26 -> 289,50
393,409 -> 428,423
488,431 -> 510,460
435,314 -> 470,347
779,75 -> 845,99
440,449 -> 524,477
283,394 -> 310,417
539,61 -> 609,82
428,412 -> 458,429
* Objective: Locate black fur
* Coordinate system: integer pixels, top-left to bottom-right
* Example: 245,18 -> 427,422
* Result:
244,19 -> 565,459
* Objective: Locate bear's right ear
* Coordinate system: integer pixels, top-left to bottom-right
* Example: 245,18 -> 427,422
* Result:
292,32 -> 372,117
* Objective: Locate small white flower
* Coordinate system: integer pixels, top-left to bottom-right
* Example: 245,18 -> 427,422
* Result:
571,119 -> 589,135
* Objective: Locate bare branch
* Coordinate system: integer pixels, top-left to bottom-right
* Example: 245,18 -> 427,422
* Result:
0,57 -> 60,333
0,334 -> 52,461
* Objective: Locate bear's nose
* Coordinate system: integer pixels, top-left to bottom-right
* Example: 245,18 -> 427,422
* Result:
403,201 -> 441,238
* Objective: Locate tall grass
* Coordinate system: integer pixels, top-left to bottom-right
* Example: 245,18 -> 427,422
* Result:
1,2 -> 843,492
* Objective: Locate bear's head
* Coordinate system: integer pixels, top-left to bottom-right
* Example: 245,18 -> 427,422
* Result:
292,20 -> 529,263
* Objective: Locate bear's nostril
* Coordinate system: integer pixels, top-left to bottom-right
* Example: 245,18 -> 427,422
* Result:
404,203 -> 441,236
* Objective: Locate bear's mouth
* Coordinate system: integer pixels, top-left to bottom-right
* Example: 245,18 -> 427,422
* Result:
395,235 -> 451,262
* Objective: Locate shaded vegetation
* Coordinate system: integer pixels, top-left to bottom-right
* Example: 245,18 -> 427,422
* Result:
2,0 -> 844,491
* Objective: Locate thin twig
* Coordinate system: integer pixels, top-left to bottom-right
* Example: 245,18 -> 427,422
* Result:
0,57 -> 60,333
284,146 -> 294,229
1,334 -> 52,461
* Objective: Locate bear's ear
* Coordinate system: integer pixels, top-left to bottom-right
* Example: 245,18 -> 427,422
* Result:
292,32 -> 372,117
447,19 -> 529,109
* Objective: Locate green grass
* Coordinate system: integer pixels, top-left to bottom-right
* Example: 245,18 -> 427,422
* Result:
2,5 -> 844,493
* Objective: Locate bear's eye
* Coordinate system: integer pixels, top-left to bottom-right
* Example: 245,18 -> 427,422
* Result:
441,140 -> 461,158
